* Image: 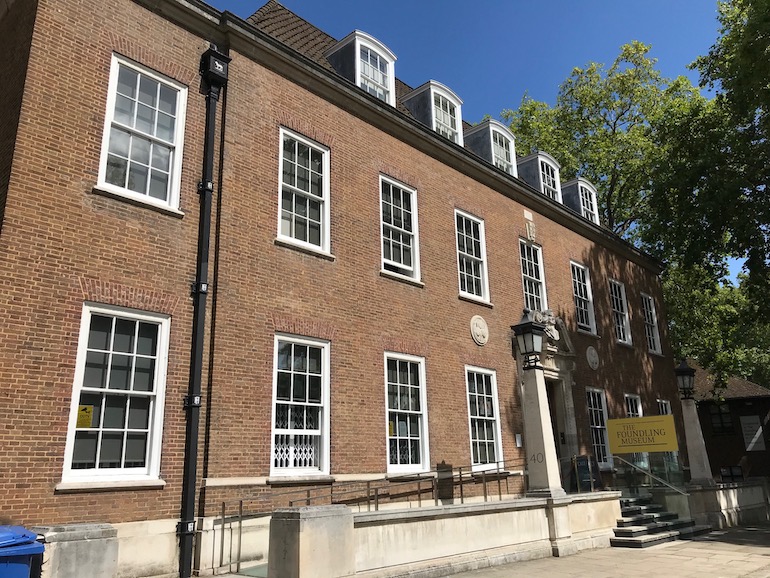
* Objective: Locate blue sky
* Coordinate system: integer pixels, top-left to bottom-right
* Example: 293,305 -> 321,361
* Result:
212,0 -> 721,123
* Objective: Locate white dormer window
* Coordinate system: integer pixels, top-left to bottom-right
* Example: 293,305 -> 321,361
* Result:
492,130 -> 514,175
540,159 -> 561,202
434,93 -> 459,143
325,31 -> 397,107
579,183 -> 599,224
360,46 -> 390,102
402,81 -> 464,145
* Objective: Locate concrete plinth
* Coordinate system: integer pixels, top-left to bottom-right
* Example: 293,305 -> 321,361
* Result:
32,523 -> 118,578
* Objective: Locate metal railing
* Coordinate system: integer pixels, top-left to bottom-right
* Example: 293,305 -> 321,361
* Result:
609,454 -> 689,497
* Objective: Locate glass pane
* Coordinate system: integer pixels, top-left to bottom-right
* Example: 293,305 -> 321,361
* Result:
128,163 -> 149,194
292,374 -> 306,402
72,432 -> 97,469
409,414 -> 419,436
151,145 -> 171,171
158,84 -> 177,115
156,112 -> 175,142
308,376 -> 321,403
78,393 -> 102,428
308,347 -> 321,374
293,345 -> 307,371
283,137 -> 295,162
128,396 -> 150,429
387,359 -> 397,384
108,128 -> 131,157
297,143 -> 309,168
117,65 -> 138,98
108,354 -> 132,390
130,137 -> 151,165
276,372 -> 291,400
277,342 -> 292,370
113,318 -> 135,353
397,414 -> 407,436
88,315 -> 113,350
410,388 -> 420,411
308,222 -> 320,246
149,171 -> 169,201
133,357 -> 155,391
306,406 -> 319,429
136,323 -> 158,356
106,155 -> 128,188
103,394 -> 127,428
99,432 -> 124,468
296,167 -> 309,192
308,198 -> 320,222
125,433 -> 147,467
387,384 -> 397,409
138,75 -> 158,107
113,94 -> 135,127
135,103 -> 155,135
389,439 -> 398,464
275,404 -> 289,429
83,351 -> 108,388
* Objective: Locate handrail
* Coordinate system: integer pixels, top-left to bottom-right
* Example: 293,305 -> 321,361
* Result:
611,455 -> 689,496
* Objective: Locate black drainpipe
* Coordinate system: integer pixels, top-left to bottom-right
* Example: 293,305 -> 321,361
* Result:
179,45 -> 230,578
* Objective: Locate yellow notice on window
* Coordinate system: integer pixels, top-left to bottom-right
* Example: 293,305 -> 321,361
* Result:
607,414 -> 678,454
77,405 -> 94,428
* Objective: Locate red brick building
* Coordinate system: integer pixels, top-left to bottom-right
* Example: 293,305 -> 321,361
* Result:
0,0 -> 684,575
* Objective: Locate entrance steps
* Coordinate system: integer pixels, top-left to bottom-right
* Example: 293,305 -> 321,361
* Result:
610,495 -> 711,548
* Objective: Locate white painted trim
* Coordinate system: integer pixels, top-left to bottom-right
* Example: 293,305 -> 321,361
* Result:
586,387 -> 612,468
379,175 -> 421,282
640,292 -> 662,354
384,352 -> 430,475
61,303 -> 170,484
203,477 -> 269,487
609,279 -> 633,345
454,208 -> 490,303
269,334 -> 331,477
55,479 -> 166,492
277,127 -> 332,253
97,54 -> 188,211
464,366 -> 503,472
519,239 -> 548,312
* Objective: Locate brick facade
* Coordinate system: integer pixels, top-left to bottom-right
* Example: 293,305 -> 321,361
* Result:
0,0 -> 683,541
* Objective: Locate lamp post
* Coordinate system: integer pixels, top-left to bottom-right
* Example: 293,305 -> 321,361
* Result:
675,359 -> 714,486
512,310 -> 565,497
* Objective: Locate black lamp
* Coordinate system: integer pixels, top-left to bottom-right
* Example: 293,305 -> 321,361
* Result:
512,309 -> 545,370
675,358 -> 696,400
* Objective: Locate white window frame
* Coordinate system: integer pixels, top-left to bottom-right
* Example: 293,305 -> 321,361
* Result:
380,176 -> 420,281
97,54 -> 187,212
579,183 -> 599,224
491,130 -> 516,176
432,88 -> 463,145
586,388 -> 611,468
277,128 -> 331,255
455,209 -> 490,303
270,335 -> 331,477
641,293 -> 662,354
570,262 -> 596,334
625,393 -> 648,469
609,279 -> 632,345
357,38 -> 397,106
519,240 -> 548,312
539,158 -> 562,202
62,303 -> 170,484
384,352 -> 430,474
465,366 -> 503,472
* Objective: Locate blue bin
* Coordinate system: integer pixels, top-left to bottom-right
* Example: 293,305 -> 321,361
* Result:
0,526 -> 45,578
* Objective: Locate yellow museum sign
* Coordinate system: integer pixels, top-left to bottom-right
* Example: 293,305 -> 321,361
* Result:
607,415 -> 679,454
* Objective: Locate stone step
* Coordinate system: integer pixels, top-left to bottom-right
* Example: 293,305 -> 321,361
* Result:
620,503 -> 664,516
613,518 -> 695,538
676,524 -> 713,540
616,511 -> 679,527
619,495 -> 653,507
611,524 -> 712,548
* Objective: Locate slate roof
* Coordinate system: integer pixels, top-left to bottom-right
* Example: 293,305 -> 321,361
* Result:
690,359 -> 770,401
247,0 -> 466,122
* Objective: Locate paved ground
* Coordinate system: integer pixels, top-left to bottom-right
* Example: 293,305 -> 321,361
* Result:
228,524 -> 770,578
450,525 -> 770,578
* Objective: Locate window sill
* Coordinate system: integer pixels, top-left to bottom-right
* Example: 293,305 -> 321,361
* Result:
379,270 -> 424,287
648,350 -> 665,358
458,294 -> 493,308
91,186 -> 184,218
615,340 -> 634,349
385,471 -> 434,481
267,475 -> 334,487
274,238 -> 336,261
55,478 -> 166,493
577,329 -> 600,339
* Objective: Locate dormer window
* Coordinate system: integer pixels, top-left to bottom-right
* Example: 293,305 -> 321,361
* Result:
434,93 -> 458,142
516,152 -> 562,203
540,160 -> 560,201
464,120 -> 517,177
325,31 -> 397,107
402,81 -> 464,145
579,183 -> 599,223
561,178 -> 599,224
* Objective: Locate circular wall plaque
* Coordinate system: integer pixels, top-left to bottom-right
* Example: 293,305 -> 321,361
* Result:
586,346 -> 599,370
470,315 -> 489,346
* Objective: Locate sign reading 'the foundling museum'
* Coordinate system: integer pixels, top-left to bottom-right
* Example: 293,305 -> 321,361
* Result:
607,415 -> 679,454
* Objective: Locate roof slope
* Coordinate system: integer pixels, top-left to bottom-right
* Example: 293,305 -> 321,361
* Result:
691,359 -> 770,400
